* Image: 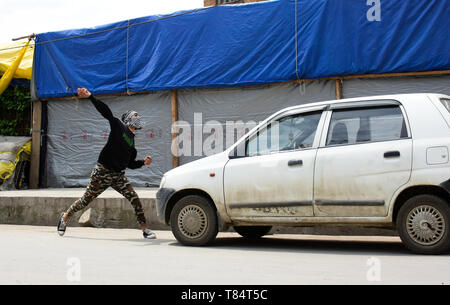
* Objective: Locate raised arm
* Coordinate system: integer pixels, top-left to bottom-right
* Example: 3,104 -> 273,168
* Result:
77,88 -> 114,121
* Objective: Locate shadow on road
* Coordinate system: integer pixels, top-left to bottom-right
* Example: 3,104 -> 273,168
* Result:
63,235 -> 174,246
171,235 -> 450,256
62,232 -> 450,255
217,237 -> 408,255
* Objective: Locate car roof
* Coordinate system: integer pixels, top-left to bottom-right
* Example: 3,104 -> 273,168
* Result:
228,93 -> 450,151
275,93 -> 450,116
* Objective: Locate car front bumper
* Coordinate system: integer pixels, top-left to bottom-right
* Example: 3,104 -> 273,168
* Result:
156,187 -> 176,224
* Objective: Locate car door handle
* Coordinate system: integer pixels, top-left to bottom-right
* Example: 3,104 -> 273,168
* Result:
288,159 -> 303,166
384,151 -> 400,158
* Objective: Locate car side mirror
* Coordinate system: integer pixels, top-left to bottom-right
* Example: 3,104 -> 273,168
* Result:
228,141 -> 247,159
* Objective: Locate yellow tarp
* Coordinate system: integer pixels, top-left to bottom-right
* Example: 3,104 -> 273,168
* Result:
0,140 -> 31,181
0,40 -> 33,80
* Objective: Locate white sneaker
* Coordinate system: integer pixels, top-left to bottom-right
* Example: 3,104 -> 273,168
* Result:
143,229 -> 156,239
57,213 -> 67,236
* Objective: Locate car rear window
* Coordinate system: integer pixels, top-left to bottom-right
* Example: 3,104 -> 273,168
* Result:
441,98 -> 450,113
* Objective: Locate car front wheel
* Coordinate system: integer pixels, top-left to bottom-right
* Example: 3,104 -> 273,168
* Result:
170,195 -> 218,246
397,194 -> 450,254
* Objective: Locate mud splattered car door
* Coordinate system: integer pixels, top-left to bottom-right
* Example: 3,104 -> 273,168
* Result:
314,102 -> 412,217
224,109 -> 325,217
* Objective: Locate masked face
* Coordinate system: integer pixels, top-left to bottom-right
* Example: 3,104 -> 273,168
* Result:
122,110 -> 143,130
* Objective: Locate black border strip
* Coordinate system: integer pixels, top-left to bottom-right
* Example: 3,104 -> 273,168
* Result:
228,201 -> 313,208
315,200 -> 385,206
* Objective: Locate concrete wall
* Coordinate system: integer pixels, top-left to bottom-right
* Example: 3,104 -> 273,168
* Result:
0,189 -> 168,230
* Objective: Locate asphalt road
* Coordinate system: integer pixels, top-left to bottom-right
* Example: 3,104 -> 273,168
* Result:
0,225 -> 448,285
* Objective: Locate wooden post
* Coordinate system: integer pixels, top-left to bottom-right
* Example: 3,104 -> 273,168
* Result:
30,100 -> 42,189
171,90 -> 179,168
335,79 -> 343,100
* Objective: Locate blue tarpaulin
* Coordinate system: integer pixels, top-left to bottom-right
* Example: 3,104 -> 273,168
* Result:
34,0 -> 450,98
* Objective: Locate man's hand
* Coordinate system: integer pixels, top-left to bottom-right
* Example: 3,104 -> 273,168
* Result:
77,88 -> 91,98
144,156 -> 152,166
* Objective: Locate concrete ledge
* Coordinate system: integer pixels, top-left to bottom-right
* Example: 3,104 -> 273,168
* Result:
0,188 -> 397,236
0,188 -> 169,230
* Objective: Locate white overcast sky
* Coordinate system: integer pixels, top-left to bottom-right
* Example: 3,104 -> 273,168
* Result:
0,0 -> 204,42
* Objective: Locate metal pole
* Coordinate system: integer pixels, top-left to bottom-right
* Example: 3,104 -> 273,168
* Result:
12,34 -> 35,41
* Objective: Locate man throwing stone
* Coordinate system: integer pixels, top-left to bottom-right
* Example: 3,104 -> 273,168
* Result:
57,88 -> 156,239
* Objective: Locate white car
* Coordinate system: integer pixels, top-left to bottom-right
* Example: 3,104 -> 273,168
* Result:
157,93 -> 450,254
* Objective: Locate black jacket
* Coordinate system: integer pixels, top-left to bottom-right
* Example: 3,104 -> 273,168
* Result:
89,95 -> 144,171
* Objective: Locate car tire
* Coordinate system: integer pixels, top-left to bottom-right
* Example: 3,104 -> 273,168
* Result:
396,194 -> 450,254
170,195 -> 218,246
234,226 -> 272,239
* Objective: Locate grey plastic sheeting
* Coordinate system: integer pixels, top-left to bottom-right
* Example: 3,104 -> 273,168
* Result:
46,75 -> 450,186
342,75 -> 450,98
46,92 -> 172,188
177,81 -> 336,165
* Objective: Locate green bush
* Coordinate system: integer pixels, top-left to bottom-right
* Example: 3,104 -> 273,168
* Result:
0,85 -> 32,136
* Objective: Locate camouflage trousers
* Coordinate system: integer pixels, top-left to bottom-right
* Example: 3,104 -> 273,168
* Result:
66,163 -> 146,225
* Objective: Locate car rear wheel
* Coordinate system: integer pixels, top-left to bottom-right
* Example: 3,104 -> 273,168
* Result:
170,195 -> 218,246
234,226 -> 272,239
397,195 -> 450,254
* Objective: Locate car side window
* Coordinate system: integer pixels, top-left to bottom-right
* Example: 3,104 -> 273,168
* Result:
246,111 -> 322,157
326,106 -> 408,146
441,98 -> 450,113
